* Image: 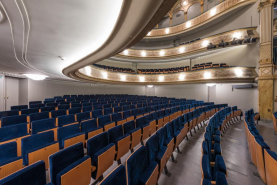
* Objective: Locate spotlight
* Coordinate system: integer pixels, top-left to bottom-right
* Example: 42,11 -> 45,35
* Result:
207,43 -> 216,49
218,40 -> 229,47
165,28 -> 169,34
206,83 -> 216,86
186,21 -> 191,28
139,76 -> 145,82
158,76 -> 164,82
120,75 -> 126,81
210,8 -> 217,16
147,85 -> 153,88
179,74 -> 185,80
159,50 -> 165,56
204,72 -> 211,79
123,50 -> 129,55
179,47 -> 185,53
202,40 -> 209,47
141,51 -> 146,57
235,69 -> 243,77
102,71 -> 108,78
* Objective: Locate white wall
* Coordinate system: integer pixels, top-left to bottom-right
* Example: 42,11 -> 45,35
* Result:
0,75 -> 4,111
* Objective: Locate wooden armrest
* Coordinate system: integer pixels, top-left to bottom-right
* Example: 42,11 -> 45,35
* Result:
91,166 -> 96,172
211,181 -> 216,185
210,162 -> 215,167
211,149 -> 214,154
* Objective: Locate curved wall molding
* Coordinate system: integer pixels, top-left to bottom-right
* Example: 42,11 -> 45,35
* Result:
145,0 -> 257,38
75,66 -> 258,85
117,27 -> 258,59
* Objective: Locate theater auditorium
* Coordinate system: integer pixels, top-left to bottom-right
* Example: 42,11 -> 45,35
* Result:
0,0 -> 276,185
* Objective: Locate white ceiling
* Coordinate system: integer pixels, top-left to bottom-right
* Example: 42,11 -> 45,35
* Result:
0,0 -> 123,79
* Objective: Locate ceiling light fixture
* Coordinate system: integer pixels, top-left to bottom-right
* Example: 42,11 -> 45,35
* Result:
202,40 -> 209,47
179,74 -> 185,80
102,71 -> 108,79
233,32 -> 241,39
85,66 -> 91,75
120,75 -> 126,81
206,83 -> 216,86
179,47 -> 185,53
210,8 -> 217,16
158,76 -> 164,82
147,85 -> 154,88
159,50 -> 165,56
147,32 -> 151,36
234,69 -> 243,77
186,21 -> 191,28
183,1 -> 188,5
165,28 -> 170,34
123,50 -> 129,55
141,51 -> 146,57
139,76 -> 145,82
204,72 -> 211,79
23,74 -> 48,81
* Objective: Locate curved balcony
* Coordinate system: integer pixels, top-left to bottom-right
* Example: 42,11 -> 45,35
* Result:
74,66 -> 257,85
115,28 -> 258,60
145,0 -> 256,39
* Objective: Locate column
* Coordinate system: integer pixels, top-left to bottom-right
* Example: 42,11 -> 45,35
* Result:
184,12 -> 187,21
169,15 -> 173,26
201,3 -> 204,13
156,24 -> 159,28
258,0 -> 275,119
132,63 -> 138,73
0,74 -> 5,111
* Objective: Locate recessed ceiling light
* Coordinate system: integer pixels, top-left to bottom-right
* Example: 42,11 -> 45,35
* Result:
183,1 -> 187,5
179,74 -> 185,80
158,76 -> 164,82
85,66 -> 91,75
206,83 -> 216,86
120,75 -> 126,81
139,76 -> 145,82
147,32 -> 151,36
147,85 -> 154,88
165,28 -> 170,34
179,47 -> 185,53
159,50 -> 165,56
123,50 -> 129,55
202,40 -> 209,47
102,71 -> 108,78
186,21 -> 191,28
235,69 -> 243,76
24,74 -> 48,81
141,51 -> 146,57
210,8 -> 217,16
204,72 -> 211,79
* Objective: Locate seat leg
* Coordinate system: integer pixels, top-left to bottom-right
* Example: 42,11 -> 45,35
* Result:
177,146 -> 182,154
170,154 -> 177,163
131,148 -> 134,153
190,130 -> 193,136
141,141 -> 144,145
117,159 -> 121,165
197,124 -> 200,130
194,127 -> 196,133
164,165 -> 171,177
186,134 -> 189,141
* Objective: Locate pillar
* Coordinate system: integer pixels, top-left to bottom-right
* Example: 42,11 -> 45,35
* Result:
201,4 -> 204,13
184,12 -> 187,21
169,15 -> 173,26
156,24 -> 158,28
258,0 -> 275,119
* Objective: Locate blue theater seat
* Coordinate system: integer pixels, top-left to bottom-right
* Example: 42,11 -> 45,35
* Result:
46,102 -> 58,107
21,108 -> 39,118
98,115 -> 116,131
131,108 -> 142,119
76,111 -> 92,123
145,113 -> 157,135
49,143 -> 91,185
0,110 -> 19,121
136,116 -> 151,142
114,106 -> 122,113
104,107 -> 113,115
21,131 -> 59,169
111,112 -> 126,125
68,107 -> 82,115
0,160 -> 52,185
57,104 -> 70,110
29,112 -> 49,123
145,134 -> 167,177
99,165 -> 127,185
123,120 -> 141,152
80,119 -> 103,139
30,103 -> 45,109
29,101 -> 42,107
57,114 -> 77,127
57,124 -> 85,149
92,109 -> 104,119
0,142 -> 23,179
201,171 -> 228,185
10,105 -> 28,111
83,106 -> 93,112
108,125 -> 131,164
41,106 -> 55,113
1,115 -> 27,127
123,110 -> 134,121
126,146 -> 159,185
31,118 -> 57,138
201,154 -> 227,182
87,132 -> 116,182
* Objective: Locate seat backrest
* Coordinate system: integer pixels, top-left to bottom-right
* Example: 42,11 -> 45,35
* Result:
30,112 -> 49,122
165,121 -> 174,138
0,160 -> 47,185
22,131 -> 55,165
30,103 -> 45,109
51,109 -> 67,119
126,146 -> 149,185
92,109 -> 103,118
201,154 -> 212,181
98,115 -> 111,127
104,108 -> 113,115
108,125 -> 123,143
145,114 -> 152,122
112,113 -> 122,121
0,110 -> 19,119
136,116 -> 146,127
31,118 -> 56,134
99,165 -> 127,185
57,124 -> 80,147
0,123 -> 28,142
10,105 -> 28,111
123,120 -> 136,134
21,108 -> 39,116
0,142 -> 17,162
80,119 -> 97,132
46,102 -> 58,107
145,134 -> 159,163
68,107 -> 82,115
57,114 -> 75,127
49,143 -> 84,184
172,119 -> 179,133
76,112 -> 91,122
87,132 -> 109,160
71,103 -> 82,108
156,127 -> 167,150
29,101 -> 42,107
40,106 -> 55,113
114,106 -> 122,113
57,104 -> 70,110
1,115 -> 27,127
83,106 -> 93,113
123,110 -> 132,118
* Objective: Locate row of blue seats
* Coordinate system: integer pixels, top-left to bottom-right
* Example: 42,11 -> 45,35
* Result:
244,110 -> 277,184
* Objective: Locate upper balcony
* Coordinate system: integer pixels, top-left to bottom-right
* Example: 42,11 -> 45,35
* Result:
144,0 -> 256,39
